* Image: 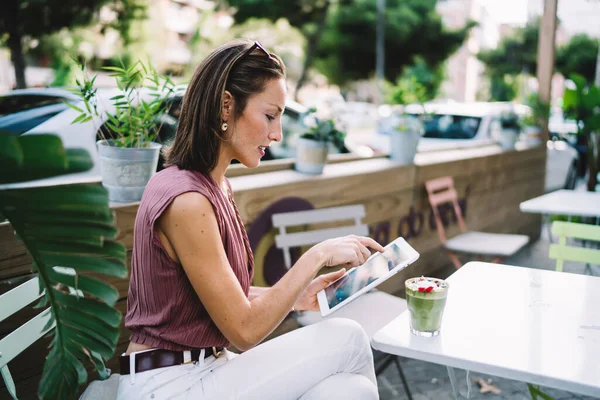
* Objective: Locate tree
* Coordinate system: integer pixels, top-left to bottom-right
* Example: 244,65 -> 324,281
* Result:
489,75 -> 519,102
477,20 -> 539,77
228,0 -> 343,98
386,58 -> 445,105
556,34 -> 599,83
478,19 -> 599,83
0,0 -> 144,89
314,0 -> 474,86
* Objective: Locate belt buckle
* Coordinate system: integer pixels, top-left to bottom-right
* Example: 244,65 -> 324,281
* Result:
212,346 -> 222,358
182,350 -> 194,365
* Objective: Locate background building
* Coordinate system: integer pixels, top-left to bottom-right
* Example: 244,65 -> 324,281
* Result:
435,0 -> 501,102
528,0 -> 600,37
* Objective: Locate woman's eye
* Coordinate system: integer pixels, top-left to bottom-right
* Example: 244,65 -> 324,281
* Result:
266,114 -> 275,121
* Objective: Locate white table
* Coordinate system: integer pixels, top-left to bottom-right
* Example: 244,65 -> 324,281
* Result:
520,189 -> 600,219
371,262 -> 600,398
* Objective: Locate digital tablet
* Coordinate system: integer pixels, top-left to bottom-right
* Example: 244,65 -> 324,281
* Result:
317,236 -> 419,317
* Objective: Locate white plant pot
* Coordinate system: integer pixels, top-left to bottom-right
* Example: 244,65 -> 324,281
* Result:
389,130 -> 421,164
523,126 -> 543,147
97,140 -> 161,202
295,138 -> 329,174
497,129 -> 519,149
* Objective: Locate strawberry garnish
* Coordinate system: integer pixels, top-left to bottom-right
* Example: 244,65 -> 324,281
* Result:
425,286 -> 434,293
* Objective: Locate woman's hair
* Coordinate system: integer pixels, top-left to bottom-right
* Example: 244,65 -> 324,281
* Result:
164,39 -> 286,173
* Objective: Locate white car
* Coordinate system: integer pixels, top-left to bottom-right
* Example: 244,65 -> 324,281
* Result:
370,101 -> 579,192
372,102 -> 517,152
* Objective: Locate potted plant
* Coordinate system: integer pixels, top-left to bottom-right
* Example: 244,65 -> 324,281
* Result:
496,111 -> 521,149
522,94 -> 550,146
388,113 -> 424,164
68,60 -> 180,202
295,118 -> 346,174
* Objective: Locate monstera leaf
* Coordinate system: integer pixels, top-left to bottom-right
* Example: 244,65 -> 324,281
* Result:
0,134 -> 127,399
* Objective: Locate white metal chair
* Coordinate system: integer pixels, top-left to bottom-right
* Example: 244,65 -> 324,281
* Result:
0,274 -> 119,400
272,204 -> 413,399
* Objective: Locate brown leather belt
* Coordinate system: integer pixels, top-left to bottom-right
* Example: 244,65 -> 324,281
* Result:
120,347 -> 224,375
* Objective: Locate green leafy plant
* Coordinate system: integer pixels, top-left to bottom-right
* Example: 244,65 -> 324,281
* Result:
386,58 -> 445,106
0,133 -> 127,399
300,118 -> 346,151
563,74 -> 600,134
68,59 -> 179,148
563,73 -> 600,191
528,384 -> 555,400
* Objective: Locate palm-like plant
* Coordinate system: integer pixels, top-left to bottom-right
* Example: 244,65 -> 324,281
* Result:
0,133 -> 127,399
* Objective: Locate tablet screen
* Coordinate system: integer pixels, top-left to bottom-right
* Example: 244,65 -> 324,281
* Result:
323,242 -> 413,309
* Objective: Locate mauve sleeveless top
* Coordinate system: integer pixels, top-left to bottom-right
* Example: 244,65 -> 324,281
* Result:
125,166 -> 254,351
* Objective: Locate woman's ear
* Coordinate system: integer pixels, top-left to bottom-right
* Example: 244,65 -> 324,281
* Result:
221,90 -> 234,122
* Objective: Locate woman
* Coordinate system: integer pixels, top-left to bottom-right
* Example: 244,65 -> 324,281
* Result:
117,40 -> 383,400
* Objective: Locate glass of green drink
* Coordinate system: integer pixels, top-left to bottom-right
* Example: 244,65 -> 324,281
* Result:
405,277 -> 449,337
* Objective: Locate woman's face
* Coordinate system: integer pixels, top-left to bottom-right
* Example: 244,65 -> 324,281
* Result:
224,78 -> 286,168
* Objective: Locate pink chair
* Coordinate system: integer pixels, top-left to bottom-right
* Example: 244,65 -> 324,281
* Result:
425,176 -> 529,269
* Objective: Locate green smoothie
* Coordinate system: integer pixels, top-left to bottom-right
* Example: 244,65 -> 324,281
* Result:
405,277 -> 449,337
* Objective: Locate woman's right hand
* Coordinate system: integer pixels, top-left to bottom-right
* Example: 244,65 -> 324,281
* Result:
306,235 -> 386,269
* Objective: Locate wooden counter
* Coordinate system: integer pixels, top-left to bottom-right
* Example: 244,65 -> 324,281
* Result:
0,144 -> 545,398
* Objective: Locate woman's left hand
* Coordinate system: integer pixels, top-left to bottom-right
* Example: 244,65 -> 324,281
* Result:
293,268 -> 346,312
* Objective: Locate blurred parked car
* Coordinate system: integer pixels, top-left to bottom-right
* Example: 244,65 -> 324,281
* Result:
373,102 -> 512,152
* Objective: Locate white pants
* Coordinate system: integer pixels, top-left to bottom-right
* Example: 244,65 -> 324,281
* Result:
116,318 -> 378,400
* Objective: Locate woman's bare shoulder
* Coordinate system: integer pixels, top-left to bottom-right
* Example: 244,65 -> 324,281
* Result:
159,191 -> 219,235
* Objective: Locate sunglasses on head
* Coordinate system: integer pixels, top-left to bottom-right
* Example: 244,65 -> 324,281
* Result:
223,41 -> 273,85
235,41 -> 272,64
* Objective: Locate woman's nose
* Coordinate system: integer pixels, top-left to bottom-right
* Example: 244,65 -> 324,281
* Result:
270,125 -> 283,142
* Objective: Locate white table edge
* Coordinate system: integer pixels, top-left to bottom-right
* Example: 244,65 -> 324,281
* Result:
371,325 -> 600,398
519,203 -> 600,218
519,190 -> 600,218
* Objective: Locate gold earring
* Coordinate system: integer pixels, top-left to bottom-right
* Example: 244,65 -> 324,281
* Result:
221,121 -> 228,131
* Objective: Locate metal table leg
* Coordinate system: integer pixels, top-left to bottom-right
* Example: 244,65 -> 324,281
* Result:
447,366 -> 472,400
545,214 -> 554,243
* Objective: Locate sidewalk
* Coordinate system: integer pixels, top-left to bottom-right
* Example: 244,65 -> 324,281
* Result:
377,224 -> 596,400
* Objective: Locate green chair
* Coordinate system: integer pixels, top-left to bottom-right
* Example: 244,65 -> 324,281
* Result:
549,221 -> 600,274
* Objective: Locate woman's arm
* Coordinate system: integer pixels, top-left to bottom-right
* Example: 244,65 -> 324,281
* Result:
158,192 -> 382,351
248,286 -> 268,300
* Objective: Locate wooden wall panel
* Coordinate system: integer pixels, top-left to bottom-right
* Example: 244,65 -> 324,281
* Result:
233,160 -> 416,224
0,222 -> 31,281
114,205 -> 138,250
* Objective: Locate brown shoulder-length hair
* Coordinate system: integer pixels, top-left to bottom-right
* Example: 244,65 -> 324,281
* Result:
163,40 -> 286,174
